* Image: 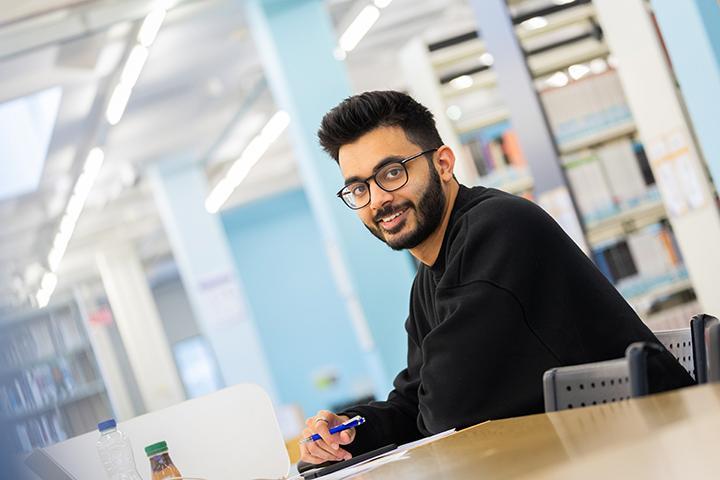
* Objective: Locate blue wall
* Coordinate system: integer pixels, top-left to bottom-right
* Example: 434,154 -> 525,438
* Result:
221,189 -> 379,415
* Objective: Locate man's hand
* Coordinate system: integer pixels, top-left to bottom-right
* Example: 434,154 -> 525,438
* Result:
299,410 -> 356,464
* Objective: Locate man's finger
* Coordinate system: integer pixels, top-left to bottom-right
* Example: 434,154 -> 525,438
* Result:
301,427 -> 345,462
339,430 -> 353,444
313,420 -> 339,449
299,443 -> 322,464
306,439 -> 344,461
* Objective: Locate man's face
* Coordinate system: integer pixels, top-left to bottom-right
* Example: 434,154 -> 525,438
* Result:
338,126 -> 446,251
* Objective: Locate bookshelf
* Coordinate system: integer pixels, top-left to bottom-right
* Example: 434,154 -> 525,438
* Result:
0,299 -> 112,454
403,0 -> 696,325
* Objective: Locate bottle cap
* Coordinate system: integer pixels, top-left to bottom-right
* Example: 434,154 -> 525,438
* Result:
97,419 -> 117,432
145,441 -> 169,457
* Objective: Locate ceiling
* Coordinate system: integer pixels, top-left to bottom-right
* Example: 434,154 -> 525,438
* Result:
0,0 -> 590,315
0,0 -> 485,314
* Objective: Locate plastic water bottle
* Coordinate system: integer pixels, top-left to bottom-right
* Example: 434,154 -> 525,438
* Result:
96,419 -> 143,480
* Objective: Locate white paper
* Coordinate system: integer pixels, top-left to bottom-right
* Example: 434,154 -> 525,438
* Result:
294,429 -> 459,480
397,428 -> 457,451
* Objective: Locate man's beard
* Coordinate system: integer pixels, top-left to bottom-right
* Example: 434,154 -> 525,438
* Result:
364,166 -> 446,251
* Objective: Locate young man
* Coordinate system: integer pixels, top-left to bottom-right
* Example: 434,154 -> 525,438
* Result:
299,91 -> 693,464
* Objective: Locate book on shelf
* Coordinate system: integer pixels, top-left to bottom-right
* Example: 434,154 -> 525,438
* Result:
563,137 -> 657,224
0,356 -> 96,415
595,139 -> 655,209
53,308 -> 86,351
564,150 -> 617,224
14,411 -> 67,453
1,321 -> 56,368
593,221 -> 685,299
1,301 -> 112,454
460,121 -> 530,190
540,68 -> 632,148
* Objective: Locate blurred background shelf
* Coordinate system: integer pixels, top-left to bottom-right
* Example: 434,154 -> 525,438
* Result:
558,121 -> 636,154
0,298 -> 112,453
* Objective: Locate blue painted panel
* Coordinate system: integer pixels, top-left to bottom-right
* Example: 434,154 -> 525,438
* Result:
221,189 -> 377,415
247,0 -> 417,392
651,0 -> 720,191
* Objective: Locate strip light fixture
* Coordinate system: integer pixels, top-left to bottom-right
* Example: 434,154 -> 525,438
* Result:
106,6 -> 166,125
38,148 -> 105,307
205,110 -> 290,214
335,0 -> 392,59
36,6 -> 168,308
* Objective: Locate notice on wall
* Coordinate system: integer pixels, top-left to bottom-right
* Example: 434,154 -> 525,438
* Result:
646,130 -> 707,217
196,270 -> 248,330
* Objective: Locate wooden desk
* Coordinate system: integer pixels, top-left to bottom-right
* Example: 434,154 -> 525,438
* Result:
355,384 -> 720,479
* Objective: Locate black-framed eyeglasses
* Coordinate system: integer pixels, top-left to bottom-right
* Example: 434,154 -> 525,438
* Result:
336,148 -> 439,210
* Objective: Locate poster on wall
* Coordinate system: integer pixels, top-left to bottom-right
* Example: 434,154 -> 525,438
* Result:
646,130 -> 707,217
196,270 -> 249,330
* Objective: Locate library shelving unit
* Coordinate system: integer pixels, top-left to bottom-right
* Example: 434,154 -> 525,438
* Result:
402,0 -> 697,329
0,298 -> 112,453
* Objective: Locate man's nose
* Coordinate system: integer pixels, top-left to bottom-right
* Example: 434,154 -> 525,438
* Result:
368,181 -> 393,211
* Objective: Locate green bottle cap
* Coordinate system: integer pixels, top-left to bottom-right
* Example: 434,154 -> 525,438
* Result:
145,441 -> 169,457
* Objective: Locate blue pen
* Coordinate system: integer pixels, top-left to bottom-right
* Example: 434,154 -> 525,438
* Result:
299,415 -> 366,444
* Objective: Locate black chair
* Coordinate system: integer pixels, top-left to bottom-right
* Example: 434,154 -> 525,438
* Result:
652,328 -> 695,380
707,322 -> 720,383
690,313 -> 719,383
543,342 -> 659,412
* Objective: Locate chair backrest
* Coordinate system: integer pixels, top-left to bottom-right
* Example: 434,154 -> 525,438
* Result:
33,384 -> 289,480
691,314 -> 720,383
543,358 -> 632,412
708,322 -> 720,383
543,343 -> 660,412
653,328 -> 695,379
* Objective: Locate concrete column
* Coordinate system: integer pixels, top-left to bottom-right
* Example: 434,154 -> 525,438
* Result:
149,161 -> 279,401
650,0 -> 720,191
467,0 -> 588,252
74,286 -> 136,421
96,243 -> 185,411
246,0 -> 417,394
594,0 -> 720,316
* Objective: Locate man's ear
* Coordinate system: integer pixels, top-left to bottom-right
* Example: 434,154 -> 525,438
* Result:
435,145 -> 456,182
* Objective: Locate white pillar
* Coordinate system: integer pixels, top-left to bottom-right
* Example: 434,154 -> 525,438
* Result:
74,286 -> 136,421
594,0 -> 720,316
96,243 -> 185,411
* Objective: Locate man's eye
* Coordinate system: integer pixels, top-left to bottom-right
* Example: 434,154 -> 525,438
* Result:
384,167 -> 402,179
351,185 -> 367,196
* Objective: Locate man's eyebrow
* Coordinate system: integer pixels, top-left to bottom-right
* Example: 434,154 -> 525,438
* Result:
343,155 -> 405,186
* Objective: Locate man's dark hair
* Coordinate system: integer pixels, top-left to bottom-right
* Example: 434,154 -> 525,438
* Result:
318,90 -> 444,162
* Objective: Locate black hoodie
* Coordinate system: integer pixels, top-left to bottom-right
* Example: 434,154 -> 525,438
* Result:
342,185 -> 694,454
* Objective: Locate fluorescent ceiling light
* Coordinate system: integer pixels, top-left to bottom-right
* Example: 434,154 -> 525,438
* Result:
121,45 -> 149,88
568,63 -> 590,80
205,111 -> 290,213
589,58 -> 608,74
339,5 -> 380,53
333,47 -> 347,61
521,16 -> 548,30
373,0 -> 392,8
106,83 -> 133,125
138,8 -> 166,47
545,71 -> 569,88
47,148 -> 104,273
449,75 -> 474,90
446,105 -> 462,121
36,272 -> 58,308
552,0 -> 575,5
